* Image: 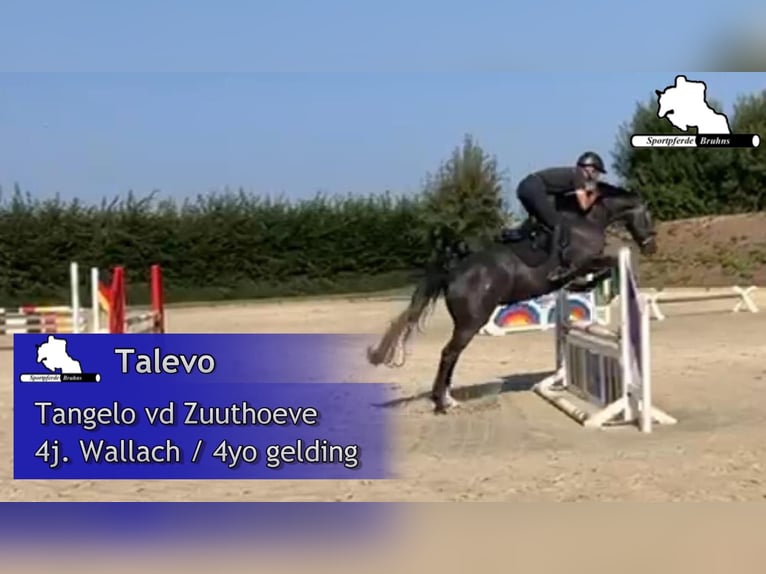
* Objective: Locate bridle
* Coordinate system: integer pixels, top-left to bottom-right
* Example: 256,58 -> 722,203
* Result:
614,203 -> 657,249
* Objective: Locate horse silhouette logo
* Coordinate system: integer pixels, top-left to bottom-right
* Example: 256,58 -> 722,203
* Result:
21,335 -> 100,383
630,75 -> 760,149
655,75 -> 731,134
35,335 -> 83,374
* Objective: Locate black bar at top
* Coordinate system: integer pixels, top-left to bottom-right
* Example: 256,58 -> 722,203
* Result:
696,134 -> 759,148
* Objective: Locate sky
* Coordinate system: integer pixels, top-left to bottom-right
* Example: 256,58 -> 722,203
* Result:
0,1 -> 764,212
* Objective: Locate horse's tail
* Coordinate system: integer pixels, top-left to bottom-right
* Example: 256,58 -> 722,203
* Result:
366,263 -> 449,368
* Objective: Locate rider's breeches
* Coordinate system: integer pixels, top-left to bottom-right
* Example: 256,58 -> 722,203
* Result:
516,174 -> 560,230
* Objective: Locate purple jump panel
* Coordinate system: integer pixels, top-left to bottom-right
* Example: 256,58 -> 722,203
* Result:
624,259 -> 644,380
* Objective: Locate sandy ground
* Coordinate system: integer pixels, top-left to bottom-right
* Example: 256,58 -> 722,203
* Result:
2,290 -> 766,502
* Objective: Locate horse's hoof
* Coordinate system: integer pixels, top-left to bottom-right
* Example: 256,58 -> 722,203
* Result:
432,393 -> 460,414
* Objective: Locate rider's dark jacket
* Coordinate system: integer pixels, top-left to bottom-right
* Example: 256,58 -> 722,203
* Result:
530,166 -> 593,195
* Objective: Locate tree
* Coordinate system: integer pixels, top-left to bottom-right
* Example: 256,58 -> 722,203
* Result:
729,90 -> 766,210
419,134 -> 508,258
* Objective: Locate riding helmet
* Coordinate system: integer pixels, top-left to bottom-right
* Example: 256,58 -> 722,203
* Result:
576,151 -> 606,174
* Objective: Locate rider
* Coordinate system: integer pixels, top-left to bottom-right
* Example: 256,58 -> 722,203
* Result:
510,151 -> 607,282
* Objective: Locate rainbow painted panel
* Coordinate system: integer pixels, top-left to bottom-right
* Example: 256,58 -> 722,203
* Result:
493,301 -> 544,327
547,294 -> 594,324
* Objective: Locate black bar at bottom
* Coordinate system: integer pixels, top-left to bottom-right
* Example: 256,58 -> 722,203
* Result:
61,373 -> 100,382
696,134 -> 759,148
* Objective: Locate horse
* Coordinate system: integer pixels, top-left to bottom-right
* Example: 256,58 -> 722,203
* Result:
366,182 -> 658,414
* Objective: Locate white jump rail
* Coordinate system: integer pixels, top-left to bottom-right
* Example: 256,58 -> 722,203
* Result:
534,248 -> 677,433
645,286 -> 758,321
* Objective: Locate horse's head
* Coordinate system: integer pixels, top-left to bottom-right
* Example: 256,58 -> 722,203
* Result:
598,183 -> 657,255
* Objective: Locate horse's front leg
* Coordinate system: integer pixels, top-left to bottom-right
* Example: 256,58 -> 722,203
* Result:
586,253 -> 618,270
566,268 -> 611,291
565,255 -> 617,292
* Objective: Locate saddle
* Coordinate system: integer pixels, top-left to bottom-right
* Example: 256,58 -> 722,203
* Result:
499,221 -> 607,291
499,218 -> 554,268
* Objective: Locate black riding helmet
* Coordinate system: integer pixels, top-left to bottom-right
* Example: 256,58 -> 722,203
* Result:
576,151 -> 607,174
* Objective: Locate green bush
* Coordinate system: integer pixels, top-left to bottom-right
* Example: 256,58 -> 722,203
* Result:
0,185 -> 432,305
0,135 -> 511,306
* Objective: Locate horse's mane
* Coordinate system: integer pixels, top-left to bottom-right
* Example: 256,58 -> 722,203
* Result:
548,181 -> 645,229
596,181 -> 641,200
597,181 -> 641,201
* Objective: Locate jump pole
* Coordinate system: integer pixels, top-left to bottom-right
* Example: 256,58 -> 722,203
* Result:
70,262 -> 81,334
105,265 -> 165,334
0,262 -> 91,335
91,267 -> 101,332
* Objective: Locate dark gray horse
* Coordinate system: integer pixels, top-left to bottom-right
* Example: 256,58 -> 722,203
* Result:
366,182 -> 657,413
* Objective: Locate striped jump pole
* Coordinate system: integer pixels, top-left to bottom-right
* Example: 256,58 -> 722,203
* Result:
0,262 -> 97,335
0,261 -> 165,339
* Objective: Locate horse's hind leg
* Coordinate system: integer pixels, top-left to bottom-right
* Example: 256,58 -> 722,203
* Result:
430,322 -> 484,413
430,259 -> 512,413
431,281 -> 501,413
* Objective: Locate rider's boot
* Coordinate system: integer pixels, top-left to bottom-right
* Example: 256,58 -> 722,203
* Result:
546,223 -> 576,283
